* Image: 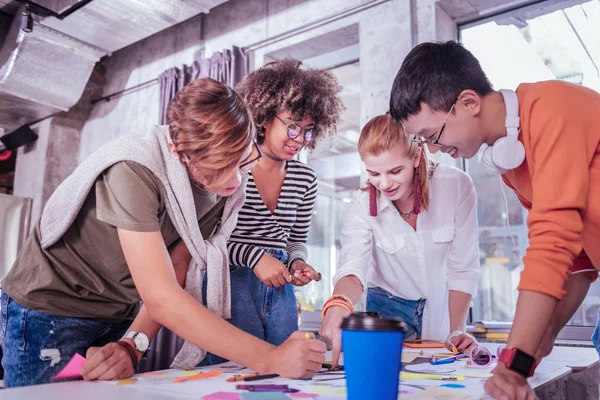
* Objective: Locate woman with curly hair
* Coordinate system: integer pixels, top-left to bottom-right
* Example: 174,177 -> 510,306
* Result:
201,59 -> 343,364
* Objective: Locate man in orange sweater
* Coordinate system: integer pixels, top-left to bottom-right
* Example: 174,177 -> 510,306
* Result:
390,41 -> 600,400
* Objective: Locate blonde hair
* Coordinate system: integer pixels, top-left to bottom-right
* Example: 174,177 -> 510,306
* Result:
358,114 -> 436,211
167,78 -> 255,187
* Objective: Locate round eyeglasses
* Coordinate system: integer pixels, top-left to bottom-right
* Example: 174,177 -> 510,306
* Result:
275,115 -> 316,143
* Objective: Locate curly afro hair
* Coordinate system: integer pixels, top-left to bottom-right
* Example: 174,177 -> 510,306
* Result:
236,58 -> 344,149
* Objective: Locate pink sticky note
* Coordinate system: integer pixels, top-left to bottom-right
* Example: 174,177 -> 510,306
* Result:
289,393 -> 319,399
202,393 -> 240,400
52,353 -> 87,380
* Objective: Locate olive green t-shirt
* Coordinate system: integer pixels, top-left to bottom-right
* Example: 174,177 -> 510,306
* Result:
1,161 -> 224,322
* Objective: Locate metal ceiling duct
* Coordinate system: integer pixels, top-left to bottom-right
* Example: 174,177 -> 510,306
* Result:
40,0 -> 228,53
0,7 -> 105,133
0,0 -> 230,132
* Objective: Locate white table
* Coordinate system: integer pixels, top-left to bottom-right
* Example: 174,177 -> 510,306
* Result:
0,381 -> 195,400
1,345 -> 597,400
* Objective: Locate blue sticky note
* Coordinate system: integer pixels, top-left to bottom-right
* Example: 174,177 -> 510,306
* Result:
240,393 -> 289,400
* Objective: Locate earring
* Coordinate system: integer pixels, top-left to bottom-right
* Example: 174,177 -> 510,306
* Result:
413,167 -> 422,215
369,182 -> 378,217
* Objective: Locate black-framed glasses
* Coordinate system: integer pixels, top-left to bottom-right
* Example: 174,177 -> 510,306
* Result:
238,142 -> 262,174
422,103 -> 455,147
274,115 -> 316,143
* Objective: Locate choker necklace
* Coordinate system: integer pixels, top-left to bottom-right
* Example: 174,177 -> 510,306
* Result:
257,143 -> 284,162
398,209 -> 416,219
393,200 -> 417,219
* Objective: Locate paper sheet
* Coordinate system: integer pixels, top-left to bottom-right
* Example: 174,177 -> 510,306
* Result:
289,393 -> 320,398
415,386 -> 471,399
202,392 -> 241,400
95,355 -> 571,400
402,352 -> 421,363
404,363 -> 458,374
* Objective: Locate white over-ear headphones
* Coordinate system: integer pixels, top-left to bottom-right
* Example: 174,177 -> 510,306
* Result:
479,89 -> 525,174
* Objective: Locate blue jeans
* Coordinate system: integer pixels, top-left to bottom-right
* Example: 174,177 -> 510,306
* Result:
0,291 -> 131,388
366,287 -> 426,340
592,308 -> 600,357
200,249 -> 298,366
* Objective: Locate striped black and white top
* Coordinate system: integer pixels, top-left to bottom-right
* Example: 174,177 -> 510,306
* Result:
228,160 -> 318,269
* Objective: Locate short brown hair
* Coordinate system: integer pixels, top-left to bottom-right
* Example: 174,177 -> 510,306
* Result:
236,59 -> 343,150
167,78 -> 255,186
358,114 -> 436,211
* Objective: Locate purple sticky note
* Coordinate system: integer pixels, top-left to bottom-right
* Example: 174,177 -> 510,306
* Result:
52,353 -> 86,380
202,393 -> 240,400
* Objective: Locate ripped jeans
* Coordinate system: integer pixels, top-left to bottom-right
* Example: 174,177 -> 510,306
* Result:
0,291 -> 131,388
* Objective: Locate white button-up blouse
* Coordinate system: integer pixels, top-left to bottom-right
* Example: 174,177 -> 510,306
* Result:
333,165 -> 481,340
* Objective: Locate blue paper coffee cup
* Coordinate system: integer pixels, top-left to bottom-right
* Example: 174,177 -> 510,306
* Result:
341,312 -> 406,400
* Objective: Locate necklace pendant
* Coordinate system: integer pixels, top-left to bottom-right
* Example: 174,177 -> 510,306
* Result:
399,210 -> 413,219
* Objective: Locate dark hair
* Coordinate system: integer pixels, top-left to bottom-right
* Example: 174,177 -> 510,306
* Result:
389,41 -> 493,121
236,58 -> 343,150
167,78 -> 255,186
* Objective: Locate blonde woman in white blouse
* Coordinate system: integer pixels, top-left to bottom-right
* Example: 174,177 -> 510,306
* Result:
319,114 -> 481,367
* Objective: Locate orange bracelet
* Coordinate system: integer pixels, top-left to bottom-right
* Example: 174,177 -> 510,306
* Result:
322,296 -> 354,319
324,300 -> 352,311
329,294 -> 354,307
322,302 -> 352,319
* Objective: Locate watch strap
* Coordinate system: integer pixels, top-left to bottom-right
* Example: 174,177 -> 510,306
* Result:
498,347 -> 537,378
117,341 -> 139,370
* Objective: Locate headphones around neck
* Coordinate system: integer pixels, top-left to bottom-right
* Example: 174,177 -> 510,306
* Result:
479,89 -> 525,174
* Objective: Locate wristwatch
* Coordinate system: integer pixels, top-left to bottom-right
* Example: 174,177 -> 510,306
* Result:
123,331 -> 150,352
498,347 -> 538,378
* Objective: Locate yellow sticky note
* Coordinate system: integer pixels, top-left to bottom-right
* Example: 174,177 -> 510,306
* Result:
402,352 -> 420,363
401,372 -> 464,381
117,378 -> 138,385
181,370 -> 202,376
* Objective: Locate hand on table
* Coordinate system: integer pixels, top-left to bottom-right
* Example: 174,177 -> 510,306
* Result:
319,305 -> 351,369
82,341 -> 137,381
268,331 -> 326,379
484,361 -> 538,400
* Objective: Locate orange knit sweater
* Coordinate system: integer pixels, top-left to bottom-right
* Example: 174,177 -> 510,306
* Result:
502,81 -> 600,300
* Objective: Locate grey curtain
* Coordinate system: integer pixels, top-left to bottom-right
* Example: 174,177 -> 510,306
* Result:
158,46 -> 249,125
138,46 -> 248,373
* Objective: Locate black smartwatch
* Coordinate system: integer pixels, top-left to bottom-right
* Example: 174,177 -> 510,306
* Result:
498,347 -> 538,378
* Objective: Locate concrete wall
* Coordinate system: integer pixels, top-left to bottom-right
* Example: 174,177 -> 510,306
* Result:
79,0 -> 447,159
78,14 -> 205,159
13,77 -> 103,224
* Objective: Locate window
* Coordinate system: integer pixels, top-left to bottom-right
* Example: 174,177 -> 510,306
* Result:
302,61 -> 361,310
461,0 -> 600,325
